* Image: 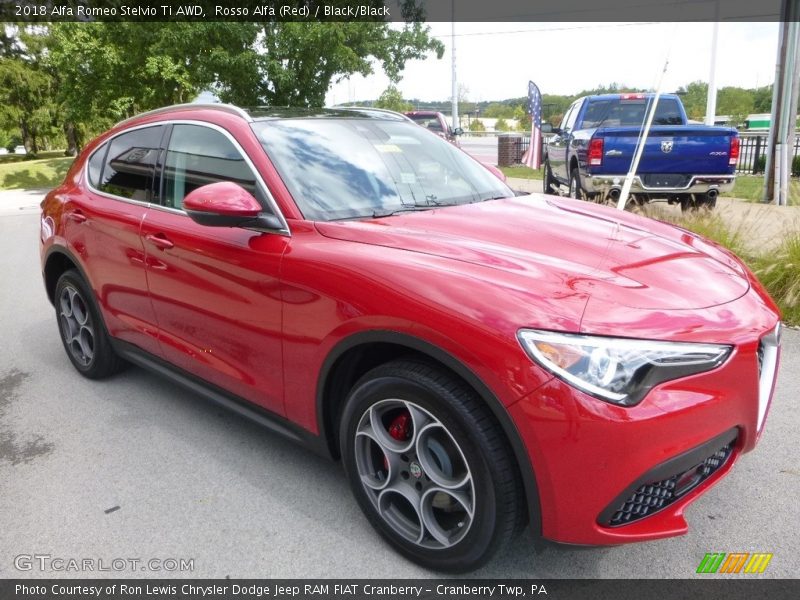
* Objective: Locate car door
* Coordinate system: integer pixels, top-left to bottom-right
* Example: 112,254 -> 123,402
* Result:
70,124 -> 166,356
140,122 -> 289,415
549,100 -> 583,181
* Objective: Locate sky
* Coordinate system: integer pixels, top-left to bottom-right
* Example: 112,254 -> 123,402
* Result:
324,22 -> 781,105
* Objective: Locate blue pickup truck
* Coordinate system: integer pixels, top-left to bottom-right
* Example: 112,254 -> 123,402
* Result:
542,93 -> 740,210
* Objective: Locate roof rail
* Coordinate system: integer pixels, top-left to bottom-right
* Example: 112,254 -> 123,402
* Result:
335,106 -> 414,122
114,103 -> 252,128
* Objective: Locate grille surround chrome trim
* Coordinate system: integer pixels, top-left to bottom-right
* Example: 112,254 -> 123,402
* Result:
756,322 -> 781,432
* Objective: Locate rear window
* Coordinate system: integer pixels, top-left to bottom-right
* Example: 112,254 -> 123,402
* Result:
97,125 -> 164,202
581,98 -> 684,128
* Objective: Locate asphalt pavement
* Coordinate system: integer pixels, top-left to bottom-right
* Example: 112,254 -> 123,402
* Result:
0,191 -> 798,579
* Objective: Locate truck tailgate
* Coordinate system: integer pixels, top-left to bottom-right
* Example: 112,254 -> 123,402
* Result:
595,126 -> 737,176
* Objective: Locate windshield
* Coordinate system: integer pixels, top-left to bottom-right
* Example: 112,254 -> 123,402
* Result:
252,118 -> 512,221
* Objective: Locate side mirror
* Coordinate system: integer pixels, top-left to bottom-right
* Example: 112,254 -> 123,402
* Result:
453,127 -> 464,136
541,123 -> 554,134
183,181 -> 281,229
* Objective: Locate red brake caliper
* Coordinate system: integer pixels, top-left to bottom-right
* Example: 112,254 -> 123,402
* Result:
383,411 -> 412,470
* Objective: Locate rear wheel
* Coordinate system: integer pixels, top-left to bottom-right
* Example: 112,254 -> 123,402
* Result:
339,360 -> 523,572
55,270 -> 125,379
681,193 -> 716,212
569,167 -> 585,200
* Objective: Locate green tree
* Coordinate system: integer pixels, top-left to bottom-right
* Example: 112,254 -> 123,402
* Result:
483,103 -> 515,119
374,85 -> 413,112
0,57 -> 55,155
717,86 -> 755,126
44,21 -> 442,152
752,85 -> 773,113
494,118 -> 511,132
677,81 -> 708,120
468,119 -> 486,132
216,22 -> 443,107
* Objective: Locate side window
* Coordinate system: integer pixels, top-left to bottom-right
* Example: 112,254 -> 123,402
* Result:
87,143 -> 107,189
162,124 -> 260,210
98,126 -> 163,201
558,106 -> 573,131
565,100 -> 582,131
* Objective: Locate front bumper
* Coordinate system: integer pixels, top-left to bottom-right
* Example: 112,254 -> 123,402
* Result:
582,173 -> 735,196
509,307 -> 781,545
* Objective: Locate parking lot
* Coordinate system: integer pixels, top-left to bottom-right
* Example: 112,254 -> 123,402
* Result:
0,191 -> 798,579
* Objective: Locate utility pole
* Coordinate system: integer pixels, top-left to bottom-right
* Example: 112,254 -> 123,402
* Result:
450,0 -> 458,131
764,0 -> 800,205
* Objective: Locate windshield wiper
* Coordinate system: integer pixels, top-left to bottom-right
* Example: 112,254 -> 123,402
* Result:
371,205 -> 444,218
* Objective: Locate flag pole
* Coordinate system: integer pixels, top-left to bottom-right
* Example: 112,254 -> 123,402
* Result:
616,58 -> 670,211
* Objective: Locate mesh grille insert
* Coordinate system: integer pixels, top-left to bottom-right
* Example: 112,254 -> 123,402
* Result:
607,441 -> 734,527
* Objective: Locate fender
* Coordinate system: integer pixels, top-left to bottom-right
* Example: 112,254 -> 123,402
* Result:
316,329 -> 542,534
42,245 -> 95,306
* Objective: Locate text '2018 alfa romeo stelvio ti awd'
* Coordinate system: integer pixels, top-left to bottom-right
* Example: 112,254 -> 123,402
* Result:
40,105 -> 781,572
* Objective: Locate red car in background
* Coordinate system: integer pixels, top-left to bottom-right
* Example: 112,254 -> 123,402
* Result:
40,104 -> 781,572
404,110 -> 463,145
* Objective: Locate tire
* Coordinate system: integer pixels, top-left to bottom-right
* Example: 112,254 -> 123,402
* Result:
542,159 -> 557,195
568,167 -> 584,200
54,269 -> 125,379
339,359 -> 524,572
680,193 -> 716,213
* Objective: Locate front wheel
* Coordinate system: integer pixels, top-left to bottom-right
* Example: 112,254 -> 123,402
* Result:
542,159 -> 557,195
339,360 -> 523,572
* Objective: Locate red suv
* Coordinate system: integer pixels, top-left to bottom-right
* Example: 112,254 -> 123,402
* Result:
40,104 -> 781,572
404,110 -> 462,145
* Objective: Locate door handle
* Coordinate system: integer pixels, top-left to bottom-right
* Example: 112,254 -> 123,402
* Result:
145,233 -> 174,250
66,210 -> 87,224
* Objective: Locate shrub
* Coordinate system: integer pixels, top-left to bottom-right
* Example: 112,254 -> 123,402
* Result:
659,211 -> 799,325
753,154 -> 800,177
469,119 -> 486,132
752,232 -> 800,325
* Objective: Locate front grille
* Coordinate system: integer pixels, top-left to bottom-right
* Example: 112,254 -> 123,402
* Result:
607,441 -> 735,527
641,173 -> 690,188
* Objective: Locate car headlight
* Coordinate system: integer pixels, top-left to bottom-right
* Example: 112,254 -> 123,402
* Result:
518,329 -> 732,406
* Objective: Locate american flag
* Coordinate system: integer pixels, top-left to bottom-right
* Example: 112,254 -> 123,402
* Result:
520,81 -> 542,169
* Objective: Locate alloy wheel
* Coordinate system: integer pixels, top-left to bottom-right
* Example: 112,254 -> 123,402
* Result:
58,284 -> 95,367
354,399 -> 475,549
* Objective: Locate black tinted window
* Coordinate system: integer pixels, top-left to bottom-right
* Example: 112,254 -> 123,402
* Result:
99,126 -> 163,201
87,143 -> 107,188
163,124 -> 259,210
581,97 -> 684,128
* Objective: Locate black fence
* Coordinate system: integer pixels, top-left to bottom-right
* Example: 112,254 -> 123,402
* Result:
503,132 -> 800,175
737,133 -> 800,175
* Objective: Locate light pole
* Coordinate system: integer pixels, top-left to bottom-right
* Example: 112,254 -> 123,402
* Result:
451,0 -> 459,131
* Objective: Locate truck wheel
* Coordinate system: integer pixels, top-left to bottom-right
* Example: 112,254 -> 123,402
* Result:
681,194 -> 716,212
542,160 -> 557,195
569,168 -> 585,200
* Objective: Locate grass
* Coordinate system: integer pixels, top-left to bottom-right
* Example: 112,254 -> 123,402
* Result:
0,156 -> 73,190
658,210 -> 800,326
0,150 -> 70,164
499,165 -> 543,180
723,174 -> 799,206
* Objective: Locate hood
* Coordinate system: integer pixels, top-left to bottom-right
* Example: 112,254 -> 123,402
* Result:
315,195 -> 749,311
